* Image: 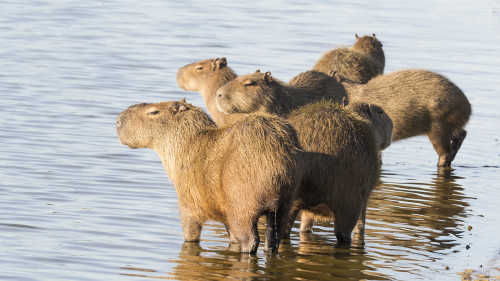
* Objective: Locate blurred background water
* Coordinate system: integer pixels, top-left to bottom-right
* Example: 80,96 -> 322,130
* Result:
1,0 -> 499,280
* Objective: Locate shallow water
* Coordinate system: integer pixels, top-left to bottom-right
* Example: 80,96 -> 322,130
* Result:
1,0 -> 500,280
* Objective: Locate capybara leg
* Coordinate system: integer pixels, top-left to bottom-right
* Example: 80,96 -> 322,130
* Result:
265,204 -> 291,253
450,130 -> 467,163
428,130 -> 454,167
353,202 -> 367,235
299,210 -> 315,233
333,206 -> 358,243
284,205 -> 301,239
224,224 -> 239,244
265,212 -> 278,252
230,221 -> 260,254
180,214 -> 202,242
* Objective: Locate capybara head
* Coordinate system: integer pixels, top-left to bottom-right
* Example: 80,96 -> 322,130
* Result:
216,70 -> 278,114
116,100 -> 212,149
177,57 -> 235,91
347,102 -> 393,150
353,33 -> 383,55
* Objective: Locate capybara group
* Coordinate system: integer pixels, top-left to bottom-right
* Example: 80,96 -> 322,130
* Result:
343,69 -> 471,167
116,101 -> 303,254
313,34 -> 385,83
216,71 -> 393,241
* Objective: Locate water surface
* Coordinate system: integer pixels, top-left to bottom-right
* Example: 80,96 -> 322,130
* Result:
1,0 -> 500,280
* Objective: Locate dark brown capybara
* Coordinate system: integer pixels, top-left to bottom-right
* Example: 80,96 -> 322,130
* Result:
177,59 -> 346,126
216,72 -> 393,242
313,33 -> 385,83
343,69 -> 471,167
216,70 -> 346,118
116,100 -> 303,254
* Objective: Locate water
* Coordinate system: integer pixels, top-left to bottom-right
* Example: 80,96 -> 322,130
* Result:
1,0 -> 499,280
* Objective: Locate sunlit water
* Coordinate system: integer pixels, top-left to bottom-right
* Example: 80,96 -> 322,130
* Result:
1,0 -> 499,280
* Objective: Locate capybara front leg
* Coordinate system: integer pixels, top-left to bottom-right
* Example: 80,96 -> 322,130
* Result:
265,204 -> 291,253
284,203 -> 301,239
229,220 -> 260,254
180,213 -> 202,242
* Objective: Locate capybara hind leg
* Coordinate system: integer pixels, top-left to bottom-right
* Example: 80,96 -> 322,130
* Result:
428,130 -> 454,167
265,204 -> 291,253
230,221 -> 260,254
450,130 -> 467,163
224,224 -> 239,244
299,210 -> 315,233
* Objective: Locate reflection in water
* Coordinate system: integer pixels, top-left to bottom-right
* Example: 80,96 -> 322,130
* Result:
120,168 -> 473,280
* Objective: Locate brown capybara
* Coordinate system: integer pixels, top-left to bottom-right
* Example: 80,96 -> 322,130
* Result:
177,59 -> 346,126
216,72 -> 393,242
176,57 -> 244,126
352,33 -> 385,74
313,34 -> 385,83
116,100 -> 303,254
216,70 -> 347,118
343,69 -> 471,167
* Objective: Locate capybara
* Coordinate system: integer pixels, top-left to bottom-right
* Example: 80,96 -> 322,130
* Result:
313,33 -> 385,83
343,69 -> 471,167
352,33 -> 385,74
216,70 -> 347,118
116,100 -> 303,254
177,59 -> 347,126
216,73 -> 393,242
176,57 -> 244,126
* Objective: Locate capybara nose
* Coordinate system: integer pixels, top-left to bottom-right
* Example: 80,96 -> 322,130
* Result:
116,119 -> 122,128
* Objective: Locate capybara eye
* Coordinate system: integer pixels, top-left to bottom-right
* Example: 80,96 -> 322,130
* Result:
195,66 -> 203,71
244,80 -> 256,87
148,110 -> 160,115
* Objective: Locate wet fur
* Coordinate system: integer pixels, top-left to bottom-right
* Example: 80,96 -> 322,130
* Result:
116,101 -> 303,253
215,72 -> 393,242
344,69 -> 471,167
313,34 -> 385,83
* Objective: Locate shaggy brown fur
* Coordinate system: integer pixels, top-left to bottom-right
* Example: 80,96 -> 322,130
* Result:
215,74 -> 393,242
216,70 -> 347,117
176,58 -> 244,126
344,69 -> 471,167
353,33 -> 385,74
313,34 -> 385,83
116,101 -> 303,254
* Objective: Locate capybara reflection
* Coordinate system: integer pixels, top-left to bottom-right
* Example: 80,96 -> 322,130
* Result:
313,33 -> 385,83
116,101 -> 303,254
344,69 -> 471,167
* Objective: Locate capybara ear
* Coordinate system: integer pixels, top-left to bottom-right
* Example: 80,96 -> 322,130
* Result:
342,97 -> 349,107
173,102 -> 189,114
372,33 -> 377,38
263,71 -> 273,83
181,97 -> 186,103
214,57 -> 227,69
255,70 -> 261,74
355,33 -> 360,40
